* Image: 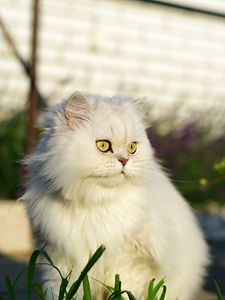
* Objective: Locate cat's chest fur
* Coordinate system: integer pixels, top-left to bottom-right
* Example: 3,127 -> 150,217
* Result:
33,185 -> 158,286
41,185 -> 147,250
42,186 -> 160,293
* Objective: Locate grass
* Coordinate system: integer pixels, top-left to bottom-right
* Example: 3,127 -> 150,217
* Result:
0,246 -> 224,300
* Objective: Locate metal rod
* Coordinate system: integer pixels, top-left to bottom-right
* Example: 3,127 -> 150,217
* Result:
25,0 -> 40,154
139,0 -> 225,19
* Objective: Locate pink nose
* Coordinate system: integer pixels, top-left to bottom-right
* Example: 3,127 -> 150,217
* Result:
118,158 -> 129,166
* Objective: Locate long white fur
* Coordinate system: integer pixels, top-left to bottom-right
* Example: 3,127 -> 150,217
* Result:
22,93 -> 209,300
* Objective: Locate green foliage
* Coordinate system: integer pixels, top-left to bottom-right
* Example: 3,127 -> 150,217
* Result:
214,157 -> 225,175
146,278 -> 166,300
199,156 -> 225,202
4,276 -> 16,300
82,275 -> 91,300
149,121 -> 225,206
0,111 -> 26,199
214,281 -> 225,300
0,245 -> 106,300
0,246 -> 224,300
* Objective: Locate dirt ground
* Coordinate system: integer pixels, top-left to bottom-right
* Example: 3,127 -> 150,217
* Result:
0,241 -> 224,300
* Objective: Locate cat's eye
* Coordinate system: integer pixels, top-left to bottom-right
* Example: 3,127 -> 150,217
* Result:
127,142 -> 137,154
96,140 -> 111,153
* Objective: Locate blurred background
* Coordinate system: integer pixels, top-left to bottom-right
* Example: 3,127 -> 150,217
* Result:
0,0 -> 225,299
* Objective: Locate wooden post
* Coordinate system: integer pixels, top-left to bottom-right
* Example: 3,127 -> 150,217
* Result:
25,0 -> 40,154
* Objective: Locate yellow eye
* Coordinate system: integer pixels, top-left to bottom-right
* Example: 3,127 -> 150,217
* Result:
127,142 -> 137,154
96,140 -> 111,152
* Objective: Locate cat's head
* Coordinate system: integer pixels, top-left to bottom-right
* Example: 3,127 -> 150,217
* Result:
29,93 -> 154,200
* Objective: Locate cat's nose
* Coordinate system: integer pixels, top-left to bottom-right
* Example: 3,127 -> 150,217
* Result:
118,158 -> 129,166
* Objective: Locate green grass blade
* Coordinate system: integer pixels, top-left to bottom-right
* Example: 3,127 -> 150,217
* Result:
106,274 -> 122,300
38,249 -> 66,281
89,276 -> 114,293
12,267 -> 27,290
107,290 -> 135,300
146,278 -> 165,300
214,281 -> 224,300
39,249 -> 65,280
40,249 -> 54,266
32,282 -> 46,300
113,274 -> 122,300
146,279 -> 155,300
107,292 -> 120,300
4,276 -> 17,300
79,245 -> 105,278
58,277 -> 69,300
37,262 -> 64,282
159,286 -> 167,300
152,278 -> 165,298
26,250 -> 41,300
66,245 -> 105,300
83,275 -> 91,300
121,291 -> 136,300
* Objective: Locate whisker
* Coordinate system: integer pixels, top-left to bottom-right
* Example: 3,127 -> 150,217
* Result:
135,174 -> 149,185
170,178 -> 199,183
134,165 -> 152,171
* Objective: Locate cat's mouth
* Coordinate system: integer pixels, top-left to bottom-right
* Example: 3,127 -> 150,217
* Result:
105,171 -> 126,178
94,170 -> 127,187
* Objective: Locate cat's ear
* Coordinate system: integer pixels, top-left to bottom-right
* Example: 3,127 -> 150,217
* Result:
65,92 -> 91,127
134,97 -> 152,128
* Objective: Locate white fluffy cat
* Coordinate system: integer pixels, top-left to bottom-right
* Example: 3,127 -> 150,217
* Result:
22,93 -> 209,300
